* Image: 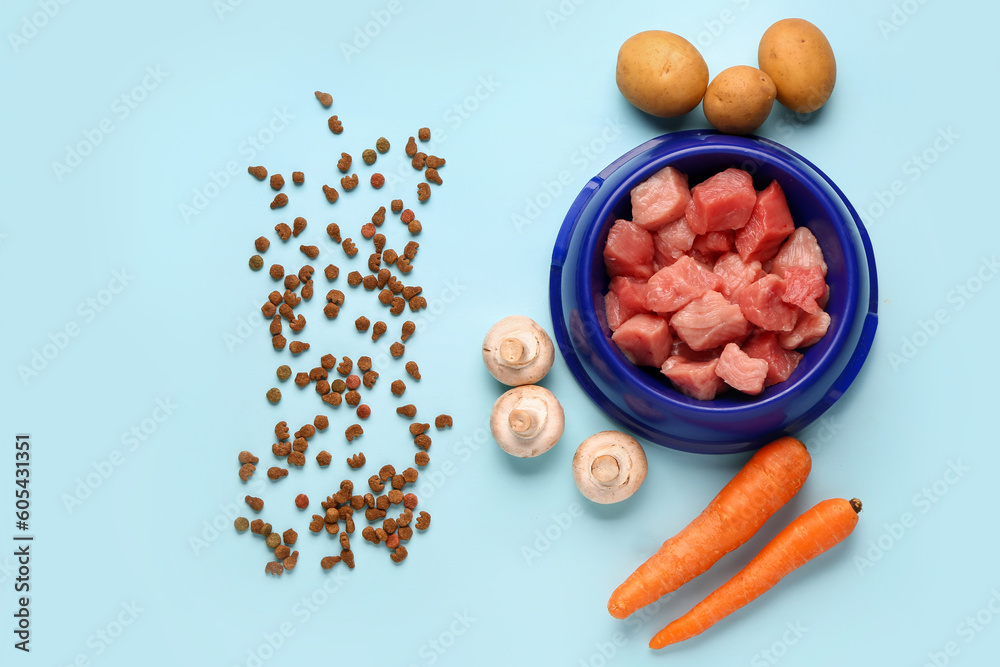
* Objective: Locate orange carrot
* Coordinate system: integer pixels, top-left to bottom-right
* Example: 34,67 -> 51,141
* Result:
608,436 -> 811,619
650,497 -> 862,648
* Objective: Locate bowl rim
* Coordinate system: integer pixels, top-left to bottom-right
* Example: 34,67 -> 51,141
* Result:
549,130 -> 879,450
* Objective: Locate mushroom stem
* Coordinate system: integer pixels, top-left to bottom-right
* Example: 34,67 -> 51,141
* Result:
591,455 -> 621,485
508,396 -> 547,439
495,331 -> 539,369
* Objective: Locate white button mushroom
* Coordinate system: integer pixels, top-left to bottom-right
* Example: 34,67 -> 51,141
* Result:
573,431 -> 648,504
482,315 -> 555,386
490,385 -> 564,457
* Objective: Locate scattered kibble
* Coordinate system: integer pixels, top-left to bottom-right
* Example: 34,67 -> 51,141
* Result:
266,533 -> 282,549
401,320 -> 416,341
316,450 -> 332,466
397,404 -> 417,418
409,423 -> 430,436
321,556 -> 341,569
293,217 -> 307,237
249,165 -> 267,180
358,356 -> 372,372
408,220 -> 422,234
411,152 -> 427,170
270,174 -> 285,190
356,404 -> 371,420
272,334 -> 287,350
292,171 -> 304,184
269,264 -> 284,280
342,238 -> 358,256
295,494 -> 309,509
362,274 -> 378,290
426,168 -> 442,185
265,562 -> 283,576
328,115 -> 343,133
376,137 -> 390,153
347,452 -> 366,468
268,467 -> 289,480
426,155 -> 446,169
246,496 -> 264,512
435,414 -> 453,429
323,184 -> 339,203
415,451 -> 429,466
409,296 -> 427,311
345,390 -> 361,406
414,434 -> 431,449
416,511 -> 431,530
345,424 -> 364,441
418,127 -> 430,141
341,173 -> 359,190
300,245 -> 319,259
289,341 -> 310,354
255,236 -> 270,252
331,378 -> 347,393
417,183 -> 430,201
235,517 -> 250,532
249,255 -> 264,271
405,136 -> 417,157
271,193 -> 289,209
283,529 -> 298,546
371,173 -> 384,189
266,387 -> 282,403
338,152 -> 352,173
345,374 -> 361,390
338,357 -> 353,375
315,91 -> 333,107
362,148 -> 377,165
274,545 -> 290,560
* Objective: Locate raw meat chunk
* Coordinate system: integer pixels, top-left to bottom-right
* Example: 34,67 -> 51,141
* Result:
670,291 -> 749,351
652,216 -> 697,270
660,356 -> 727,401
779,311 -> 831,350
611,314 -> 673,368
605,276 -> 649,331
631,165 -> 691,231
735,180 -> 796,264
645,256 -> 723,314
781,266 -> 826,314
691,230 -> 735,263
684,168 -> 757,235
604,219 -> 655,280
741,331 -> 803,386
738,274 -> 800,332
670,340 -> 724,362
713,252 -> 765,303
715,343 -> 768,395
771,226 -> 828,278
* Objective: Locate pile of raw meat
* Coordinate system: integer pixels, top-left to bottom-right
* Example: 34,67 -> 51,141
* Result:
603,165 -> 831,400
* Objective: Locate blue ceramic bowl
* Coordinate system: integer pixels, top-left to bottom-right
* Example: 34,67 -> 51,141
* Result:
549,130 -> 878,454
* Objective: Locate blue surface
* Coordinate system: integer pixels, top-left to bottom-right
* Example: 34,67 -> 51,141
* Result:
550,130 -> 878,452
2,1 -> 999,666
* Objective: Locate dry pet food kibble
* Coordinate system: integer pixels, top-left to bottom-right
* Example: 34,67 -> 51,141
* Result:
342,239 -> 358,256
417,183 -> 430,202
265,562 -> 283,576
289,341 -> 310,354
362,370 -> 379,389
390,342 -> 405,358
295,494 -> 309,509
235,517 -> 250,532
275,223 -> 292,240
300,245 -> 319,259
338,152 -> 352,172
416,511 -> 431,530
321,556 -> 341,569
376,137 -> 390,153
397,404 -> 417,418
323,264 -> 339,281
414,451 -> 429,466
371,173 -> 384,189
266,388 -> 282,403
255,236 -> 270,252
271,193 -> 289,209
314,415 -> 329,430
405,136 -> 417,157
274,545 -> 290,560
362,149 -> 377,165
323,184 -> 339,203
401,320 -> 416,341
249,255 -> 264,271
348,452 -> 366,468
316,450 -> 332,466
246,495 -> 264,512
425,168 -> 442,185
356,404 -> 371,419
293,217 -> 307,237
276,364 -> 291,381
358,356 -> 372,372
328,115 -> 343,133
266,533 -> 281,549
249,165 -> 267,180
341,173 -> 359,190
411,152 -> 426,170
414,434 -> 431,449
391,379 -> 406,396
315,91 -> 333,107
283,528 -> 298,546
345,424 -> 364,441
293,171 -> 304,184
269,264 -> 284,280
238,451 -> 260,464
405,361 -> 420,379
268,467 -> 289,480
425,155 -> 446,169
435,414 -> 453,429
418,127 -> 431,141
270,174 -> 285,190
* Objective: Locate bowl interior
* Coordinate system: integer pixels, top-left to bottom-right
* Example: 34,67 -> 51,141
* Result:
577,142 -> 860,413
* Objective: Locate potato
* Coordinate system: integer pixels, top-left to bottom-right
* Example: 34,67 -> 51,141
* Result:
758,19 -> 836,113
616,31 -> 708,118
703,66 -> 776,135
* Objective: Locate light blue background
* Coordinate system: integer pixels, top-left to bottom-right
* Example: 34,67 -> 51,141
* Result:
2,1 -> 998,665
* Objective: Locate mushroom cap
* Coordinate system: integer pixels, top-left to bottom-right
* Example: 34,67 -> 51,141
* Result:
482,315 -> 555,386
573,431 -> 647,504
490,385 -> 564,458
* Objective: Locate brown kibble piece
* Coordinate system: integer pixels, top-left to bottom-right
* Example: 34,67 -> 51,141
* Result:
271,193 -> 288,209
391,474 -> 405,490
402,467 -> 419,484
269,264 -> 284,280
362,370 -> 379,389
409,423 -> 430,436
350,495 -> 365,510
268,291 -> 284,305
371,173 -> 384,189
323,184 -> 339,203
235,517 -> 251,532
401,320 -> 416,342
324,264 -> 339,281
362,148 -> 377,165
270,317 -> 283,336
270,174 -> 284,190
405,361 -> 420,379
390,297 -> 405,315
331,379 -> 346,393
425,168 -> 442,185
376,495 -> 390,511
387,489 -> 403,505
267,467 -> 288,480
368,475 -> 385,492
347,271 -> 362,287
390,546 -> 408,563
418,127 -> 430,141
238,451 -> 259,465
435,414 -> 453,429
407,220 -> 422,234
383,250 -> 399,267
316,450 -> 332,466
301,280 -> 314,300
376,137 -> 390,153
275,223 -> 292,241
314,415 -> 329,430
405,136 -> 417,157
416,511 -> 430,530
337,152 -> 352,173
238,463 -> 256,481
404,241 -> 420,259
255,236 -> 270,252
355,316 -> 371,332
415,451 -> 430,466
250,519 -> 264,534
374,527 -> 388,542
342,238 -> 358,256
345,390 -> 361,406
391,379 -> 406,396
361,223 -> 376,240
395,258 -> 413,275
293,217 -> 307,237
383,517 -> 398,534
385,533 -> 400,549
378,289 -> 393,305
315,91 -> 333,107
398,525 -> 413,541
390,342 -> 405,358
265,561 -> 284,576
358,356 -> 372,372
272,442 -> 291,457
283,551 -> 299,571
300,245 -> 319,259
417,183 -> 430,202
380,464 -> 396,481
414,434 -> 431,450
275,421 -> 289,439
292,171 -> 304,184
321,556 -> 341,569
400,209 -> 415,224
328,115 -> 343,133
371,207 -> 386,228
362,526 -> 378,544
340,532 -> 351,550
390,200 -> 403,214
362,274 -> 378,290
337,357 -> 353,375
341,549 -> 355,569
284,274 -> 300,291
272,334 -> 287,350
371,321 -> 388,341
325,507 -> 341,523
411,152 -> 426,170
326,223 -> 341,243
341,173 -> 359,190
347,452 -> 366,469
425,155 -> 446,169
266,388 -> 282,404
401,286 -> 422,300
397,404 -> 417,418
364,493 -> 375,508
356,404 -> 371,419
283,529 -> 298,546
294,372 -> 309,388
289,341 -> 310,354
365,507 -> 386,521
248,165 -> 267,180
345,424 -> 363,441
325,522 -> 339,535
249,255 -> 264,271
403,493 -> 418,510
246,496 -> 264,512
397,509 -> 413,527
